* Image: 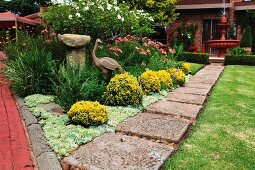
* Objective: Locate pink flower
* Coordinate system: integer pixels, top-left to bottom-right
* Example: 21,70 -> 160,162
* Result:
143,42 -> 148,47
142,37 -> 148,42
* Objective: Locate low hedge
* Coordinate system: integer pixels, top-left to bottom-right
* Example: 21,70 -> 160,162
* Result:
177,52 -> 209,64
224,55 -> 255,65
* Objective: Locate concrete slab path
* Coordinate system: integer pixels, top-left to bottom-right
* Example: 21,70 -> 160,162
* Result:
62,65 -> 224,170
0,52 -> 35,169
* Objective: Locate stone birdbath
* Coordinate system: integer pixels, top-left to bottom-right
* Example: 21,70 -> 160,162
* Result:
58,34 -> 91,69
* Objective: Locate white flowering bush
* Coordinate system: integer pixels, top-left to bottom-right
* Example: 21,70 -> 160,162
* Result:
43,0 -> 154,39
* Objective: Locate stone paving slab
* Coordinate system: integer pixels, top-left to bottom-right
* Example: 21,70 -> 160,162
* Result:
167,92 -> 207,105
63,133 -> 174,170
116,112 -> 190,143
188,77 -> 218,84
184,83 -> 213,90
146,100 -> 202,119
173,87 -> 210,96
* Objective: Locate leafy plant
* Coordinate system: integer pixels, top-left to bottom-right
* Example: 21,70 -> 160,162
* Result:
103,73 -> 143,106
4,48 -> 56,97
175,24 -> 198,50
229,47 -> 250,55
240,26 -> 253,47
42,0 -> 154,39
52,65 -> 106,110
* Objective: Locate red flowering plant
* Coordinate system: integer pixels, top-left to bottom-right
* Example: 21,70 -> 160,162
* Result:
97,35 -> 171,67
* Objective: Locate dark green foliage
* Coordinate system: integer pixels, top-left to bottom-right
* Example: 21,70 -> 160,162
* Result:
147,54 -> 178,71
227,26 -> 235,39
175,24 -> 198,50
177,52 -> 209,64
52,65 -> 106,110
0,0 -> 52,16
4,33 -> 66,63
229,47 -> 250,55
4,48 -> 56,97
240,26 -> 253,47
224,54 -> 255,65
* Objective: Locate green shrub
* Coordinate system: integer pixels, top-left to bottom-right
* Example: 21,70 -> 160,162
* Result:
4,48 -> 56,97
224,55 -> 255,65
177,52 -> 209,64
103,73 -> 143,106
229,47 -> 250,55
67,101 -> 108,126
52,65 -> 106,110
240,26 -> 252,47
42,0 -> 154,39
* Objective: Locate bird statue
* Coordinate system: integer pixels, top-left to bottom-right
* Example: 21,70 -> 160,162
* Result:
92,38 -> 124,81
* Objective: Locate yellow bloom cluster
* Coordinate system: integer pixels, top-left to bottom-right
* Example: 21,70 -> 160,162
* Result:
167,68 -> 186,86
67,101 -> 108,126
156,70 -> 173,89
175,69 -> 186,86
139,70 -> 161,94
168,68 -> 177,78
103,73 -> 143,106
181,62 -> 190,75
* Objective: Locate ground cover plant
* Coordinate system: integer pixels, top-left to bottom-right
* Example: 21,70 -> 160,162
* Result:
165,65 -> 255,169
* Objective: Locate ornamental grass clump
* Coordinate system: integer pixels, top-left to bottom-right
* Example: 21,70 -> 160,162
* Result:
139,70 -> 160,94
103,73 -> 143,106
181,62 -> 190,75
67,101 -> 108,126
156,70 -> 173,90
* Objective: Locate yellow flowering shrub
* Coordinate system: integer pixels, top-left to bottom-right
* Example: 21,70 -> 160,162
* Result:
103,73 -> 143,106
156,70 -> 173,89
181,62 -> 190,75
167,68 -> 177,78
67,101 -> 108,126
139,70 -> 160,94
175,69 -> 186,86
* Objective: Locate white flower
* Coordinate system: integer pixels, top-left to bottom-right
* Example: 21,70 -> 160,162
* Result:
68,15 -> 73,19
113,0 -> 117,5
107,4 -> 112,10
98,5 -> 104,11
117,14 -> 121,20
149,17 -> 154,22
121,17 -> 124,22
84,6 -> 89,11
75,13 -> 81,17
114,6 -> 120,11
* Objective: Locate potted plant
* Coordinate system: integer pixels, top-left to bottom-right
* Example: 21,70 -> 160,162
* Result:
240,26 -> 253,53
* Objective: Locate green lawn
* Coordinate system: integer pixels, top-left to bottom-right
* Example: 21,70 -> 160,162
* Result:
189,63 -> 205,75
165,65 -> 255,170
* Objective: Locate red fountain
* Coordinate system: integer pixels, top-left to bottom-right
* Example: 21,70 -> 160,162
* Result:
206,16 -> 240,58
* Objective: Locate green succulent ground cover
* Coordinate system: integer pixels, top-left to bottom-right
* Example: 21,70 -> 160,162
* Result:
24,92 -> 168,159
165,65 -> 255,169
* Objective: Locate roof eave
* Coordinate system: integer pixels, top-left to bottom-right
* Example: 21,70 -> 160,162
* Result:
177,3 -> 231,10
235,5 -> 255,10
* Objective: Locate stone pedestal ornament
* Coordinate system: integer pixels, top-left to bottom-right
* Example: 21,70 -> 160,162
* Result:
57,34 -> 91,69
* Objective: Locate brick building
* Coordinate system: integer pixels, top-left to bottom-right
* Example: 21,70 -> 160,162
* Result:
167,0 -> 255,54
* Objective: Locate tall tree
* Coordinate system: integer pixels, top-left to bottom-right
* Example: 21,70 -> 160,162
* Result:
0,0 -> 52,16
117,0 -> 178,25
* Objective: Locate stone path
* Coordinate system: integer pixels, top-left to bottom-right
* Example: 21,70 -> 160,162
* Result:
0,52 -> 35,169
63,65 -> 224,170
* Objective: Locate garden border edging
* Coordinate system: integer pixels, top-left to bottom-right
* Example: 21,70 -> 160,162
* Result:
15,96 -> 62,170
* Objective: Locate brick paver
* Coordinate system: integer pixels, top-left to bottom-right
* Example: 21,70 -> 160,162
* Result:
0,52 -> 34,169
